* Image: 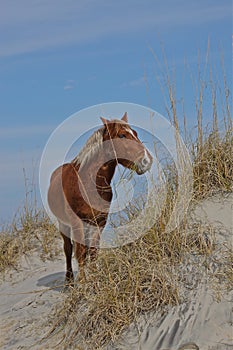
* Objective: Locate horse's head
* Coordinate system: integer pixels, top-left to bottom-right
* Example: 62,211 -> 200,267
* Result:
100,113 -> 153,175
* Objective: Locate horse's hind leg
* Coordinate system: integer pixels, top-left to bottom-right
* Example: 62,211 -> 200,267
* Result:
66,209 -> 87,282
74,242 -> 88,281
59,222 -> 74,284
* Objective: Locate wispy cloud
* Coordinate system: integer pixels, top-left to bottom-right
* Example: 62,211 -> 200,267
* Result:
0,124 -> 55,139
0,1 -> 231,58
121,77 -> 146,88
64,79 -> 75,90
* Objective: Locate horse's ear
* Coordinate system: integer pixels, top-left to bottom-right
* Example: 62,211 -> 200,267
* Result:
100,117 -> 110,125
121,112 -> 128,123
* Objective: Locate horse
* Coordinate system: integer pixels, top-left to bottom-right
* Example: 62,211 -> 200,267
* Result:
48,112 -> 153,283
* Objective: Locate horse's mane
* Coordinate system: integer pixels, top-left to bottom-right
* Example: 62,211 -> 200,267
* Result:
71,127 -> 105,168
71,119 -> 127,169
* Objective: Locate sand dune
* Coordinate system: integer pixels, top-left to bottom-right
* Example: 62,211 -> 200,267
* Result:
111,193 -> 233,350
0,193 -> 232,349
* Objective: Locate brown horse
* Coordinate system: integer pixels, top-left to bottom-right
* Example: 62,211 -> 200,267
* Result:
48,113 -> 153,282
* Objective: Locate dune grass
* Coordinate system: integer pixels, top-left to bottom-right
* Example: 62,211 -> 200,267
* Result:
0,172 -> 59,274
0,209 -> 60,274
192,128 -> 232,199
47,195 -> 220,349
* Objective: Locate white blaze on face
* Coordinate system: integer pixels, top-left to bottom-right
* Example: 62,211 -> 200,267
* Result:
124,126 -> 137,140
141,149 -> 152,170
121,125 -> 152,171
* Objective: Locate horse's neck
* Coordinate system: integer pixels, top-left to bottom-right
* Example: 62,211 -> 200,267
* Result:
77,154 -> 117,204
96,160 -> 117,188
78,152 -> 117,188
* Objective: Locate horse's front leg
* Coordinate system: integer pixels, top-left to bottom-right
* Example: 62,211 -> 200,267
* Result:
74,241 -> 88,281
68,211 -> 87,282
89,226 -> 102,260
59,223 -> 74,285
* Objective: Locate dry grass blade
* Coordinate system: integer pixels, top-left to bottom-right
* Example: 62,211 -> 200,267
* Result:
192,128 -> 233,199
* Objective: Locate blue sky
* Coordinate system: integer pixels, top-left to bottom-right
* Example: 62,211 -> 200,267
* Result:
0,0 -> 232,223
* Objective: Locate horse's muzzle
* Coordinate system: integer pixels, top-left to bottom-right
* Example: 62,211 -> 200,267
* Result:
136,150 -> 153,174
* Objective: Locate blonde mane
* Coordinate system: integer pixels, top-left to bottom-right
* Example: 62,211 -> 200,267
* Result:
71,119 -> 128,169
71,128 -> 104,168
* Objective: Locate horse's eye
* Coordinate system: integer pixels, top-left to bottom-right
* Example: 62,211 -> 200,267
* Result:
119,134 -> 126,138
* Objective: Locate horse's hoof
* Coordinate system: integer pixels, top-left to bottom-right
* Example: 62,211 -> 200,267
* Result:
64,272 -> 75,288
64,279 -> 74,289
89,247 -> 97,260
77,271 -> 86,284
78,276 -> 86,284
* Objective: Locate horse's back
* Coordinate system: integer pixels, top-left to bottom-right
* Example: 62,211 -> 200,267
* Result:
49,163 -> 70,183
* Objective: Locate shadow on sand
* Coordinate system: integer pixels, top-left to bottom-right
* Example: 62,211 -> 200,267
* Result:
37,270 -> 78,292
37,272 -> 67,292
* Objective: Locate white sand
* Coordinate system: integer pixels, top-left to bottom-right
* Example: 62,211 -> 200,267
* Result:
0,246 -> 67,349
0,193 -> 232,350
